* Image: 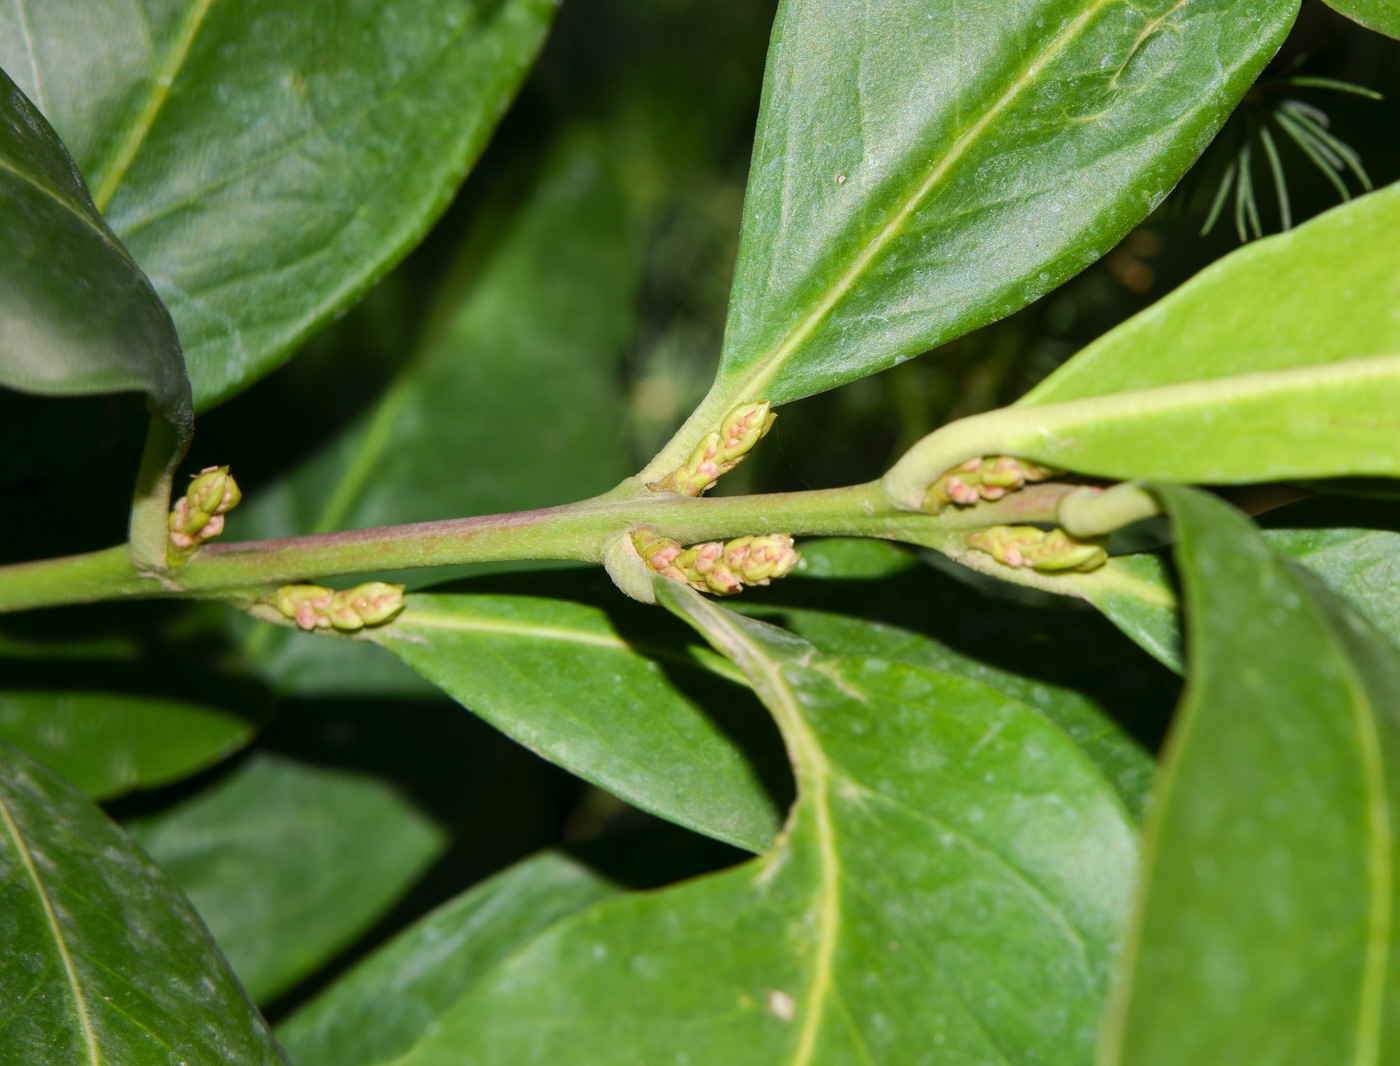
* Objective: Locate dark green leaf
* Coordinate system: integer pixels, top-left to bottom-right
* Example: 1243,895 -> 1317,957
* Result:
278,850 -> 622,1066
370,593 -> 790,853
0,0 -> 556,409
128,753 -> 446,1004
387,590 -> 1136,1064
1321,0 -> 1400,38
0,690 -> 252,800
0,67 -> 188,430
1101,485 -> 1400,1063
649,0 -> 1297,475
0,741 -> 285,1065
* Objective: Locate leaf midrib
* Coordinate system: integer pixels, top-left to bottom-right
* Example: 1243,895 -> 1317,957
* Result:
0,789 -> 99,1066
91,0 -> 220,211
726,0 -> 1113,402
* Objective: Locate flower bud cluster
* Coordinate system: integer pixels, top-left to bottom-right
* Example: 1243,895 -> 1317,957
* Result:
631,528 -> 800,596
169,466 -> 242,550
273,581 -> 406,632
924,456 -> 1057,513
966,525 -> 1108,574
651,402 -> 777,497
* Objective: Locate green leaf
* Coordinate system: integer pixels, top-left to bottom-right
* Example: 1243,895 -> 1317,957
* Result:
128,753 -> 446,1004
1064,554 -> 1182,673
885,184 -> 1400,503
0,690 -> 253,800
0,0 -> 556,409
233,128 -> 638,544
370,593 -> 791,853
0,67 -> 189,431
0,741 -> 285,1065
388,589 -> 1137,1064
739,603 -> 1155,818
1321,0 -> 1400,38
278,850 -> 622,1066
1101,484 -> 1400,1063
230,128 -> 643,695
661,0 -> 1297,453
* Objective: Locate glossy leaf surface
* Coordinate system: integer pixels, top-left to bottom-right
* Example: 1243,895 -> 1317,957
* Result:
1322,0 -> 1400,37
371,593 -> 790,853
232,130 -> 637,544
886,184 -> 1400,502
279,850 -> 622,1066
0,67 -> 188,428
1102,486 -> 1400,1063
0,742 -> 285,1065
0,690 -> 252,800
129,753 -> 445,1004
391,591 -> 1137,1065
1025,184 -> 1400,406
230,129 -> 642,694
0,0 -> 556,408
707,0 -> 1296,410
741,603 -> 1154,818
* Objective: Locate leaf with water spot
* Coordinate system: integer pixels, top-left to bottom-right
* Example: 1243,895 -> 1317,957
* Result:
370,593 -> 791,853
383,586 -> 1136,1064
0,740 -> 285,1065
649,0 -> 1298,475
0,0 -> 556,409
1100,486 -> 1400,1063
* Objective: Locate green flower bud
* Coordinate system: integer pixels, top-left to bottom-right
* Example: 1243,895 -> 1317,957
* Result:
632,528 -> 682,571
703,562 -> 743,595
966,526 -> 1107,574
187,466 -> 241,516
345,582 -> 406,626
717,402 -> 775,462
324,590 -> 366,631
275,585 -> 334,631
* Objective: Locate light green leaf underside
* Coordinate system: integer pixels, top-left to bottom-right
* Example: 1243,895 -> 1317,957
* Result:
0,66 -> 189,428
886,353 -> 1400,507
371,593 -> 789,853
0,0 -> 557,408
0,690 -> 252,800
128,753 -> 446,1004
710,0 -> 1297,410
386,588 -> 1136,1064
739,602 -> 1155,819
1101,485 -> 1400,1063
1320,0 -> 1400,39
278,850 -> 622,1066
0,741 -> 285,1065
1025,183 -> 1400,407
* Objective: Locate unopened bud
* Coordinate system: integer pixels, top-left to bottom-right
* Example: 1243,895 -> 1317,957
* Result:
738,533 -> 800,584
187,466 -> 241,516
346,582 -> 406,626
718,402 -> 775,461
275,585 -> 335,631
924,456 -> 1059,513
966,526 -> 1107,574
632,529 -> 683,571
704,562 -> 743,595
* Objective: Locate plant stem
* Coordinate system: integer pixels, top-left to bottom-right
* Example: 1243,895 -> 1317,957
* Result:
0,481 -> 1074,614
128,414 -> 187,572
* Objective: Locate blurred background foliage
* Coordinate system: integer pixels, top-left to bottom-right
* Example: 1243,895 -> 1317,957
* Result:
2,0 -> 1397,1023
